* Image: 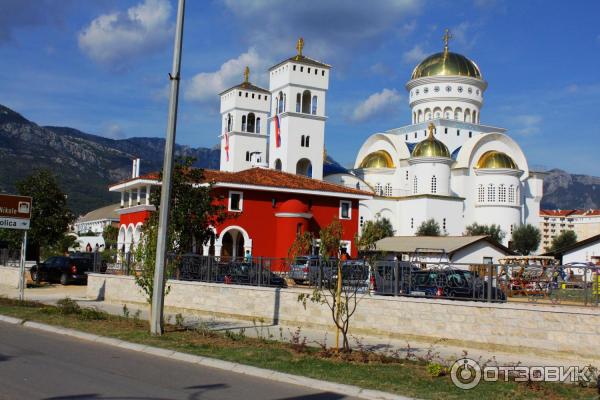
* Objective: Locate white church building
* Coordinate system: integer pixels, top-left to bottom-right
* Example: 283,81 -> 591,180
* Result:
218,33 -> 544,246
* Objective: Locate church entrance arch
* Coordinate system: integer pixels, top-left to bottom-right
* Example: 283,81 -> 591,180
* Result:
296,158 -> 312,177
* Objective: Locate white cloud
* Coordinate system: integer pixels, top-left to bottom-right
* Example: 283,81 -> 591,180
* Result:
449,22 -> 479,50
402,44 -> 427,64
78,0 -> 173,68
351,89 -> 402,123
104,123 -> 126,139
185,48 -> 270,105
512,114 -> 542,136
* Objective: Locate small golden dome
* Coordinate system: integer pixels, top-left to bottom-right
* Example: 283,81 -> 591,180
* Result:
476,151 -> 518,169
359,150 -> 395,169
412,125 -> 450,158
411,51 -> 482,80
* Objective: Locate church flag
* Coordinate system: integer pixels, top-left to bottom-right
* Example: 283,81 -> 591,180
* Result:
224,132 -> 230,161
274,115 -> 281,147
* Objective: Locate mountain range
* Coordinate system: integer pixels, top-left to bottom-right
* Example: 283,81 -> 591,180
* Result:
1,104 -> 599,215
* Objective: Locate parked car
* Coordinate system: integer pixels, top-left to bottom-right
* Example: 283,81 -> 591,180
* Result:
289,256 -> 337,285
409,268 -> 506,301
372,261 -> 420,295
218,262 -> 287,287
30,256 -> 93,285
330,260 -> 371,293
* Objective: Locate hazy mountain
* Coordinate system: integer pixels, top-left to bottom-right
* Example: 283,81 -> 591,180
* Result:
1,103 -> 598,215
0,104 -> 219,215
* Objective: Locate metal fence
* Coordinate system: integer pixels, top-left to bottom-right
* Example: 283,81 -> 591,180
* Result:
0,249 -> 20,267
372,260 -> 600,306
96,253 -> 600,307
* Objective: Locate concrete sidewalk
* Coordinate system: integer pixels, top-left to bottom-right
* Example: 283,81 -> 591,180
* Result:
2,284 -> 599,370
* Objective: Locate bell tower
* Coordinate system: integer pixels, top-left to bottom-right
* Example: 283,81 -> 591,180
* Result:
268,38 -> 330,180
219,67 -> 270,172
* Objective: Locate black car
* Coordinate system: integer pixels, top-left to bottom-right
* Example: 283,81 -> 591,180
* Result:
30,256 -> 93,285
409,269 -> 506,301
218,262 -> 287,287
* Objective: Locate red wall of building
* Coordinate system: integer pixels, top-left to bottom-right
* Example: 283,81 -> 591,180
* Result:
119,210 -> 152,228
213,188 -> 360,260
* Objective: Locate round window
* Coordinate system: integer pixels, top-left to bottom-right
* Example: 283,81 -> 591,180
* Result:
415,89 -> 420,95
467,87 -> 473,94
423,87 -> 429,94
457,86 -> 463,93
476,89 -> 480,95
434,86 -> 440,92
445,86 -> 452,92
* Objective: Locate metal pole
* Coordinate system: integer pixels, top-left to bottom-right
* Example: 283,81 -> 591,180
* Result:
18,230 -> 27,301
150,0 -> 186,336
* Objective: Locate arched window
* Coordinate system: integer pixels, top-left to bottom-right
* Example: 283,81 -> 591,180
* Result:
305,136 -> 310,147
454,107 -> 462,120
247,113 -> 255,133
433,107 -> 441,119
417,110 -> 423,122
283,93 -> 286,112
443,107 -> 452,119
473,110 -> 478,124
499,184 -> 506,202
374,183 -> 382,196
508,185 -> 515,203
487,184 -> 496,202
296,93 -> 301,112
301,135 -> 305,147
296,158 -> 312,177
241,115 -> 247,132
256,117 -> 261,133
226,113 -> 232,132
431,175 -> 437,194
384,183 -> 392,197
301,90 -> 311,113
425,109 -> 432,120
278,91 -> 284,114
311,95 -> 318,115
464,109 -> 471,123
477,184 -> 484,203
413,176 -> 418,194
275,159 -> 282,171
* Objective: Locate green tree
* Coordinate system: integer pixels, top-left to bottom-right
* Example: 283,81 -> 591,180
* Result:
464,223 -> 505,244
549,230 -> 577,252
102,225 -> 119,249
511,224 -> 541,255
14,169 -> 73,260
41,233 -> 80,259
135,157 -> 227,306
356,216 -> 394,253
415,218 -> 441,236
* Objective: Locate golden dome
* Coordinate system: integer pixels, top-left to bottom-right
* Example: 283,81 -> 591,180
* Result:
359,150 -> 395,169
476,151 -> 518,169
412,124 -> 450,158
411,51 -> 482,80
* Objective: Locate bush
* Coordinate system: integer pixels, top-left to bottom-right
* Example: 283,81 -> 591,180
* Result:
78,307 -> 108,320
56,297 -> 81,315
427,362 -> 447,377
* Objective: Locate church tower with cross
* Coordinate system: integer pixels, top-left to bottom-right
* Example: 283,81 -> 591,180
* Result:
267,38 -> 331,180
219,67 -> 271,172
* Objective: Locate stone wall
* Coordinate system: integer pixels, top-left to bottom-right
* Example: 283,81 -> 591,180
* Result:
0,266 -> 21,288
87,273 -> 600,359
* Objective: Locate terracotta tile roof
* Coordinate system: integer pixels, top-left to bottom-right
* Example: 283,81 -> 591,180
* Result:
572,209 -> 600,216
112,168 -> 371,197
110,172 -> 160,187
539,209 -> 577,217
201,168 -> 370,196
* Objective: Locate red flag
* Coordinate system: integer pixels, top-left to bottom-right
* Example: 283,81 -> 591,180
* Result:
224,132 -> 229,161
274,115 -> 281,148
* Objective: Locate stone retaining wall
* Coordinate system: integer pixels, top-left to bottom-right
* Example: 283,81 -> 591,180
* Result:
87,273 -> 600,359
0,266 -> 21,288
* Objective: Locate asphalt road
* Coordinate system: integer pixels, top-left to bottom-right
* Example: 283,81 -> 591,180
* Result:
0,321 -> 355,400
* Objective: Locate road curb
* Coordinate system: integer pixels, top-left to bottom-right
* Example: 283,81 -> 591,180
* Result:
5,315 -> 416,400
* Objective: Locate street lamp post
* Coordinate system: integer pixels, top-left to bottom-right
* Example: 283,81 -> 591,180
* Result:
150,0 -> 186,336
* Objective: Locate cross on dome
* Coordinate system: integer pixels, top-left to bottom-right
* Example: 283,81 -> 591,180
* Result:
428,122 -> 436,138
443,28 -> 453,54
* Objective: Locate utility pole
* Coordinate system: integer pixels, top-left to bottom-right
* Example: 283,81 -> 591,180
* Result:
18,231 -> 27,301
150,0 -> 186,336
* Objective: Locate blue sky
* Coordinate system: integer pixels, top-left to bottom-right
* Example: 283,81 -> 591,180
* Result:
1,0 -> 600,175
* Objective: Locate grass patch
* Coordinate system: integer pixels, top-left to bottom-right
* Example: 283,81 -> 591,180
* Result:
0,296 -> 597,400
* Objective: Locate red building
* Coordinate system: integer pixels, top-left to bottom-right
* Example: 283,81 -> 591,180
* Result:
110,167 -> 371,263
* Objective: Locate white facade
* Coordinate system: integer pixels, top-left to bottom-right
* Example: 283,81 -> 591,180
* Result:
562,236 -> 600,265
267,54 -> 330,180
219,72 -> 270,173
324,39 -> 544,247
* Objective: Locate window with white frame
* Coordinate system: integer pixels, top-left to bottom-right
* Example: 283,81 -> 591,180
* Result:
339,200 -> 351,220
487,184 -> 495,202
499,184 -> 506,203
508,185 -> 515,203
374,183 -> 382,196
413,176 -> 418,194
477,184 -> 484,203
228,191 -> 243,212
431,175 -> 437,194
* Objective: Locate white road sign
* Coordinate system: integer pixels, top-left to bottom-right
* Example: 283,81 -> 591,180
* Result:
0,217 -> 30,230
